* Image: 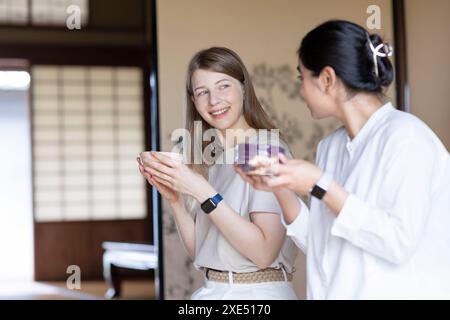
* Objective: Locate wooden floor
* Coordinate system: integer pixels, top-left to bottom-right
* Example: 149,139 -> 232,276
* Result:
0,280 -> 155,300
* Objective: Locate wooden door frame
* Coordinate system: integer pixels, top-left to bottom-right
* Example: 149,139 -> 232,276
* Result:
148,0 -> 164,300
392,0 -> 410,112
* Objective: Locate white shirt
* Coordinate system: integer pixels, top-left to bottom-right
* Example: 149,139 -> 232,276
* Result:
193,135 -> 298,273
285,103 -> 450,299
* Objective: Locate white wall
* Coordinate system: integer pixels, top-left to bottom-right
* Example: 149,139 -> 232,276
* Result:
0,88 -> 34,281
406,0 -> 450,150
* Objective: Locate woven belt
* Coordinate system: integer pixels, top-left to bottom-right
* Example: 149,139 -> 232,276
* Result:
205,268 -> 293,284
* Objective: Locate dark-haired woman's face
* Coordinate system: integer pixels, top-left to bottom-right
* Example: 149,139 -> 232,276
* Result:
298,61 -> 334,119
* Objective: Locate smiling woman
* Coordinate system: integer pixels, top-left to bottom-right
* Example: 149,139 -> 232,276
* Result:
138,47 -> 303,300
184,47 -> 279,161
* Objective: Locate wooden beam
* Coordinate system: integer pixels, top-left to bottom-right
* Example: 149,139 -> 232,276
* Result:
0,44 -> 149,66
148,0 -> 165,300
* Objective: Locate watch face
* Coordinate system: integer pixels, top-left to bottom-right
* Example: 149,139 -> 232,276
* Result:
311,185 -> 327,200
201,199 -> 216,214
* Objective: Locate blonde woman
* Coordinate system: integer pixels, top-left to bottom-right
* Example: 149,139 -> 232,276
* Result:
137,47 -> 303,299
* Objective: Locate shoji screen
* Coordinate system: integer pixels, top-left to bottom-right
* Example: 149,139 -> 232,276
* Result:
0,0 -> 88,26
32,0 -> 89,26
32,66 -> 146,222
0,0 -> 28,25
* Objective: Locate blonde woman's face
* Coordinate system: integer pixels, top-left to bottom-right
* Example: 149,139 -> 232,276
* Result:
191,69 -> 246,131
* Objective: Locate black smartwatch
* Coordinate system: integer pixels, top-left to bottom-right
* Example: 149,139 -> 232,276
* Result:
309,172 -> 332,200
200,193 -> 223,214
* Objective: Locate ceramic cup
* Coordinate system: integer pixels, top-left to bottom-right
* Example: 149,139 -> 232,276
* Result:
138,151 -> 183,166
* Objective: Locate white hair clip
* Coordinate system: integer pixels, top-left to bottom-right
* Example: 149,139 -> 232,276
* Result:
367,34 -> 394,77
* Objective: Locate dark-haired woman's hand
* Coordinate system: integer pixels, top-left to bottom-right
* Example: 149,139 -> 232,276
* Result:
234,164 -> 286,194
251,154 -> 323,196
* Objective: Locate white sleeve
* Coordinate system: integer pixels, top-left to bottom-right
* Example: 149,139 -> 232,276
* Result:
278,138 -> 326,254
331,138 -> 435,265
280,198 -> 309,254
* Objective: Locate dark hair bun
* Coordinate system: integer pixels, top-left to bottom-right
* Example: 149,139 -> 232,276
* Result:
298,20 -> 394,93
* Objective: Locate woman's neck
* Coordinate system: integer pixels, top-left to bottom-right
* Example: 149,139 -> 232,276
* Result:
219,117 -> 253,149
337,94 -> 385,140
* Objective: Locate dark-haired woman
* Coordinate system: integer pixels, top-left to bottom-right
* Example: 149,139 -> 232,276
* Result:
238,20 -> 450,299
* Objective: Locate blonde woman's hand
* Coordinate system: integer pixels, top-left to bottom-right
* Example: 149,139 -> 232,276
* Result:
137,158 -> 180,203
142,152 -> 216,203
